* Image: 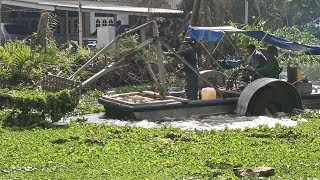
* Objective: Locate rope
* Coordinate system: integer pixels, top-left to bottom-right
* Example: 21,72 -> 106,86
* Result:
198,41 -> 222,69
304,67 -> 320,78
226,36 -> 241,56
245,32 -> 268,63
211,33 -> 225,55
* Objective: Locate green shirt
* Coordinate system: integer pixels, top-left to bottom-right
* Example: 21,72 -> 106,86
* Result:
256,57 -> 280,78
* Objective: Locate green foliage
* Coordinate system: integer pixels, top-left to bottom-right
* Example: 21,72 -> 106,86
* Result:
273,26 -> 320,47
0,41 -> 37,86
115,84 -> 155,93
1,117 -> 320,178
72,91 -> 104,116
0,40 -> 94,87
272,26 -> 320,63
0,89 -> 79,126
304,23 -> 320,39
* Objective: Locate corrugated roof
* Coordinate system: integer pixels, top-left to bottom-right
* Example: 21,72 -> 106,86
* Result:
3,0 -> 184,15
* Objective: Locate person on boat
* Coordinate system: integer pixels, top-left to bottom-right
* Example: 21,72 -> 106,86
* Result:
242,44 -> 267,82
246,44 -> 267,69
177,37 -> 199,100
255,46 -> 280,79
116,20 -> 125,36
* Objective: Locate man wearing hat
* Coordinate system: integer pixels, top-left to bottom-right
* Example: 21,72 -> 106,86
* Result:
177,37 -> 199,100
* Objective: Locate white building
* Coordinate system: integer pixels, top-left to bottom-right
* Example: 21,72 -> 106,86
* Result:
1,0 -> 183,45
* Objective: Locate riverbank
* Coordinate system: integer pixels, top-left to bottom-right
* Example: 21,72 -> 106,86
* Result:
1,114 -> 320,179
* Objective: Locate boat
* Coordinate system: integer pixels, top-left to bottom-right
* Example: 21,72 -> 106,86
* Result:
98,78 -> 320,120
97,24 -> 320,120
99,91 -> 238,120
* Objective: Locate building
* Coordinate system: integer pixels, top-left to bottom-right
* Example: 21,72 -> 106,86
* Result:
1,0 -> 183,45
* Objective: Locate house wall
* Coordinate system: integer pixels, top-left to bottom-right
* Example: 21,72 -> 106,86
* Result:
101,0 -> 180,9
51,0 -> 180,9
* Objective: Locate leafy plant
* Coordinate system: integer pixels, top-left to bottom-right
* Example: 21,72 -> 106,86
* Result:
1,116 -> 320,178
0,89 -> 79,126
72,90 -> 104,116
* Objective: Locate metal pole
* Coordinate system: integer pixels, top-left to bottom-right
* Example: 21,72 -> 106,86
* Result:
0,0 -> 2,45
78,0 -> 83,48
245,0 -> 248,24
65,11 -> 69,44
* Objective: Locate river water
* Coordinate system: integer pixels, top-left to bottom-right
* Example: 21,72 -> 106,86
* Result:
65,64 -> 320,131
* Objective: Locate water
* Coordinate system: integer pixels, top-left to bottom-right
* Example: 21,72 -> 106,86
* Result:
63,64 -> 320,131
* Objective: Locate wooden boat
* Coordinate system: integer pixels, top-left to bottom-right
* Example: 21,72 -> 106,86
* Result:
98,90 -> 320,120
98,24 -> 320,120
98,91 -> 238,120
41,21 -> 320,120
98,76 -> 320,120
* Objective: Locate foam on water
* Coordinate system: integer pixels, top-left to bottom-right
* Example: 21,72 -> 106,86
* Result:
65,113 -> 302,131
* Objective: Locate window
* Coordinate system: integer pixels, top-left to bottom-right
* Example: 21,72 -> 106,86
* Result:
108,19 -> 114,26
102,19 -> 108,26
4,24 -> 29,35
96,19 -> 101,28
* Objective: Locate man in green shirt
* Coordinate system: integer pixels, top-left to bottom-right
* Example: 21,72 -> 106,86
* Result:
256,46 -> 280,79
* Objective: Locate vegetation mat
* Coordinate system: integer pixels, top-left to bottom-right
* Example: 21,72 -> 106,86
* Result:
1,114 -> 320,179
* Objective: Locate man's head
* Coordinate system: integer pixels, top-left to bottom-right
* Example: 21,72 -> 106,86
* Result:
181,37 -> 194,44
180,37 -> 195,49
265,46 -> 278,59
246,44 -> 256,54
116,20 -> 122,26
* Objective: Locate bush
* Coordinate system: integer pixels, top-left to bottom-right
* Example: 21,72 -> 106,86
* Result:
0,89 -> 79,127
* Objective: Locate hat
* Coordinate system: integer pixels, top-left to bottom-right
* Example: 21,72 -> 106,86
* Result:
181,37 -> 194,44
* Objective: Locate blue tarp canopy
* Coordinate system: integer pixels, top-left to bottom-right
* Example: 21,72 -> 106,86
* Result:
187,26 -> 320,55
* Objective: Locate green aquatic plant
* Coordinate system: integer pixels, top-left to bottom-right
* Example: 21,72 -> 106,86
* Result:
1,117 -> 320,178
72,90 -> 104,116
0,89 -> 79,126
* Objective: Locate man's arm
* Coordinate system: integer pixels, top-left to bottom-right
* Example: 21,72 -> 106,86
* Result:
255,53 -> 267,69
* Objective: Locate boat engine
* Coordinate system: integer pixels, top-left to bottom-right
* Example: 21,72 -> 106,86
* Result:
287,63 -> 312,95
235,78 -> 303,116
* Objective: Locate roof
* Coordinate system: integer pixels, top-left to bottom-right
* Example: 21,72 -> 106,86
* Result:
187,26 -> 320,55
3,0 -> 184,16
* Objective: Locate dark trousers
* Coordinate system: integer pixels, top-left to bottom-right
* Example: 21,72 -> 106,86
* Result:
185,71 -> 198,100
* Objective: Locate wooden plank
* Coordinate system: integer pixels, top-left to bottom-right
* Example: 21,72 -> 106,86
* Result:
142,91 -> 160,96
101,95 -> 177,106
117,21 -> 154,39
153,21 -> 167,98
102,92 -> 140,98
70,37 -> 117,79
166,96 -> 190,103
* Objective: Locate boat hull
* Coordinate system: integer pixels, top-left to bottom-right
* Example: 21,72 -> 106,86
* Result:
98,92 -> 320,120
